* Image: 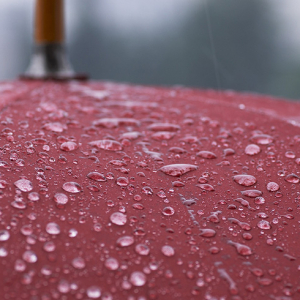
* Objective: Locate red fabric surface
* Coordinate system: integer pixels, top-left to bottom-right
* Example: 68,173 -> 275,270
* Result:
0,81 -> 299,300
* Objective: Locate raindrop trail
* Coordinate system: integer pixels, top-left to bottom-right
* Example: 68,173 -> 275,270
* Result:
204,0 -> 221,92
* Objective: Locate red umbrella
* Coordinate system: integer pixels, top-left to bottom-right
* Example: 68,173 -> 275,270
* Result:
1,1 -> 300,300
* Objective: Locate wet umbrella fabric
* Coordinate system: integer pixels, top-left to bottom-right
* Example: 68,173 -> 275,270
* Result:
0,80 -> 300,299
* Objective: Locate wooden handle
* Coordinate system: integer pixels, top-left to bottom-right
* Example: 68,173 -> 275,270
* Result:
35,0 -> 64,43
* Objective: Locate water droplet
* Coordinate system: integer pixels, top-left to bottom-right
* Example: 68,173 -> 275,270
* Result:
196,184 -> 215,191
151,131 -> 176,141
266,182 -> 279,192
86,286 -> 101,299
159,164 -> 198,177
257,220 -> 271,230
104,258 -> 119,270
162,206 -> 175,216
43,122 -> 67,133
148,123 -> 180,132
28,192 -> 39,201
53,193 -> 69,205
14,179 -> 33,192
130,271 -> 146,286
87,172 -> 106,182
228,240 -> 252,256
46,222 -> 60,235
62,182 -> 82,193
223,148 -> 235,156
60,141 -> 78,152
245,144 -> 261,156
43,241 -> 56,252
241,190 -> 262,198
199,228 -> 216,237
93,117 -> 140,128
110,212 -> 127,226
233,174 -> 257,187
196,151 -> 217,159
57,280 -> 70,294
116,235 -> 134,247
14,259 -> 26,272
72,257 -> 86,269
0,230 -> 10,241
285,173 -> 300,184
69,228 -> 78,237
251,134 -> 274,145
135,244 -> 150,256
116,177 -> 129,187
89,140 -> 122,151
0,180 -> 8,189
285,150 -> 296,159
22,250 -> 37,263
161,245 -> 175,257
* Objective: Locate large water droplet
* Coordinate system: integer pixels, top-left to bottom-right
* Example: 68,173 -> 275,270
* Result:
241,190 -> 262,198
135,244 -> 150,256
53,193 -> 68,205
199,228 -> 216,237
285,173 -> 300,184
110,212 -> 127,226
60,141 -> 78,152
93,118 -> 140,128
72,257 -> 86,269
266,182 -> 279,192
89,140 -> 123,151
116,177 -> 129,187
130,271 -> 146,286
104,257 -> 119,270
162,206 -> 175,216
233,175 -> 257,187
62,182 -> 82,193
251,134 -> 274,145
196,151 -> 217,159
86,286 -> 101,299
159,164 -> 198,177
148,123 -> 180,132
245,144 -> 261,156
257,220 -> 271,230
14,179 -> 33,192
87,172 -> 106,182
116,236 -> 134,247
46,222 -> 60,235
151,131 -> 176,141
43,122 -> 67,133
228,240 -> 252,256
0,230 -> 10,241
22,250 -> 37,263
161,245 -> 175,257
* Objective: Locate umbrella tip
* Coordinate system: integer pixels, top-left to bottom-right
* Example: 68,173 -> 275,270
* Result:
21,0 -> 88,81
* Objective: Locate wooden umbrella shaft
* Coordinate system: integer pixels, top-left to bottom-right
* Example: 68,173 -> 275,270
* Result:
35,0 -> 64,44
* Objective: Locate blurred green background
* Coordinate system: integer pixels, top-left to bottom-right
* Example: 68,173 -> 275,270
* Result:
1,0 -> 300,100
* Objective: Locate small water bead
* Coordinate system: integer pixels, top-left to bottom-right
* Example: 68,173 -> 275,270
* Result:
242,233 -> 253,240
43,241 -> 56,252
53,193 -> 68,205
233,175 -> 257,187
87,172 -> 106,182
196,151 -> 217,159
93,223 -> 102,232
104,258 -> 119,270
116,177 -> 129,187
295,158 -> 300,165
135,244 -> 150,256
57,280 -> 70,294
285,173 -> 300,184
255,197 -> 265,204
69,228 -> 78,237
251,134 -> 274,145
120,131 -> 142,140
168,147 -> 187,154
159,164 -> 198,177
89,140 -> 123,151
72,257 -> 86,269
130,271 -> 147,287
161,245 -> 175,257
116,236 -> 134,247
162,206 -> 175,216
0,247 -> 8,257
245,144 -> 261,156
60,141 -> 78,152
20,225 -> 33,236
46,222 -> 61,235
11,200 -> 27,210
110,212 -> 127,226
22,250 -> 37,263
0,180 -> 8,189
223,148 -> 235,156
257,220 -> 271,230
62,182 -> 82,193
266,182 -> 279,192
86,286 -> 101,299
0,230 -> 10,241
15,259 -> 26,272
93,117 -> 140,128
14,179 -> 33,192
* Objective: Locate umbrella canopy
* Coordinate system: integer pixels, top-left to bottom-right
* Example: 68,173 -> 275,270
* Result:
0,80 -> 300,299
